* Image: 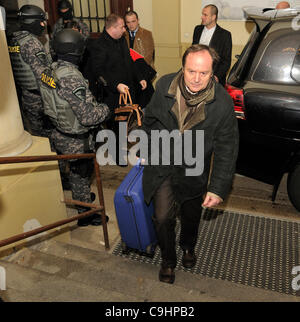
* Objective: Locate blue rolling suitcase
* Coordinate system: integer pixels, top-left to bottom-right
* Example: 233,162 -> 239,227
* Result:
114,160 -> 157,256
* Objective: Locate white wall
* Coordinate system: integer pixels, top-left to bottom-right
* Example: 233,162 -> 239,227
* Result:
181,0 -> 202,43
133,0 -> 153,31
18,0 -> 44,10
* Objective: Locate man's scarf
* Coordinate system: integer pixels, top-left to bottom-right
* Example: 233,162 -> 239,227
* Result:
178,70 -> 215,108
171,70 -> 215,132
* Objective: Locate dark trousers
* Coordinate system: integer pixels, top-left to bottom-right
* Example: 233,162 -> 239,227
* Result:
153,177 -> 203,268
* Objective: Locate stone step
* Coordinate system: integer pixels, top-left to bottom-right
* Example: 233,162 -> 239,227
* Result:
0,259 -> 139,302
6,246 -> 220,302
5,241 -> 296,302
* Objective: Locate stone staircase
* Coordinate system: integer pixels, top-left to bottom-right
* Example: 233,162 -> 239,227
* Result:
0,165 -> 299,302
1,237 -> 299,302
0,239 -> 225,302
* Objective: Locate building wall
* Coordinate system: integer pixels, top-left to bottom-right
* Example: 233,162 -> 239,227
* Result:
17,0 -> 44,9
0,3 -> 70,255
133,0 -> 152,31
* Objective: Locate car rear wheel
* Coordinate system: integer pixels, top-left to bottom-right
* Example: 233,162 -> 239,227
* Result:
287,163 -> 300,212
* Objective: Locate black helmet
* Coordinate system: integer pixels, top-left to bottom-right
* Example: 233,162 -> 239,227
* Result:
58,0 -> 72,11
53,29 -> 85,56
18,5 -> 46,25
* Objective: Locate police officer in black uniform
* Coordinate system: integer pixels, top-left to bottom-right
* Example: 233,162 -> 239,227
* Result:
52,0 -> 90,41
8,5 -> 52,138
41,29 -> 110,226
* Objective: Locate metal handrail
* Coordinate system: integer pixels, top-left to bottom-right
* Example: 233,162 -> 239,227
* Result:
0,153 -> 110,250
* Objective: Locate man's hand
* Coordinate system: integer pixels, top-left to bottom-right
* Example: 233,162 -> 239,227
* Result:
117,83 -> 129,94
140,80 -> 147,90
202,193 -> 222,208
136,157 -> 146,164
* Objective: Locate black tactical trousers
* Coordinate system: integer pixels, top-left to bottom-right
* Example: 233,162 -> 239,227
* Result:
21,89 -> 53,138
153,177 -> 203,268
69,159 -> 93,209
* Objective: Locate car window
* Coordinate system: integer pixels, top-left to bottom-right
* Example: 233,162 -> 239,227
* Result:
291,46 -> 300,83
229,27 -> 259,80
252,30 -> 300,84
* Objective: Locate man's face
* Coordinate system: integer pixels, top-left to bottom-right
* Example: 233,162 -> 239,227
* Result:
183,51 -> 213,92
59,7 -> 72,22
201,7 -> 216,28
125,14 -> 139,32
112,18 -> 126,39
60,8 -> 69,14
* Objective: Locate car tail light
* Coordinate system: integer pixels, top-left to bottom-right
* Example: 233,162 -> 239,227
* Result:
225,84 -> 246,120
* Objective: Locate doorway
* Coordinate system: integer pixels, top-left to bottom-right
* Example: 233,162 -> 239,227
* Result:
110,0 -> 133,17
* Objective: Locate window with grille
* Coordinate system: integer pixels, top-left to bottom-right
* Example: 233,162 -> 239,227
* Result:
70,0 -> 109,34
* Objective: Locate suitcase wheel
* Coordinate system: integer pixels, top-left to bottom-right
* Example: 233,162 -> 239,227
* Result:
145,244 -> 156,258
121,241 -> 130,254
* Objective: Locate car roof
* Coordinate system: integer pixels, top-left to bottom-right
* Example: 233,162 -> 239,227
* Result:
242,7 -> 300,32
243,7 -> 300,20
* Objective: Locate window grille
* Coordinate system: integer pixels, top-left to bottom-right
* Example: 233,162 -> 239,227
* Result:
71,0 -> 108,33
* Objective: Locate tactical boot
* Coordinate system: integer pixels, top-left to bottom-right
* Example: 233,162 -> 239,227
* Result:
90,214 -> 109,226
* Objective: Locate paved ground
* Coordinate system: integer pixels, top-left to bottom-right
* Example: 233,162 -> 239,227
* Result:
74,165 -> 300,301
0,164 -> 299,302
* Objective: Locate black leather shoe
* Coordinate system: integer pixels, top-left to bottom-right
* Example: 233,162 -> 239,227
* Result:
77,215 -> 93,227
90,192 -> 96,202
90,214 -> 109,226
159,266 -> 175,284
182,249 -> 196,269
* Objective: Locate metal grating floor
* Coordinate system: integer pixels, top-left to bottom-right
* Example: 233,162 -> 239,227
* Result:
113,209 -> 300,296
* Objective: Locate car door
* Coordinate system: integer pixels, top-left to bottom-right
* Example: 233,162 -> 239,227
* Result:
244,26 -> 300,141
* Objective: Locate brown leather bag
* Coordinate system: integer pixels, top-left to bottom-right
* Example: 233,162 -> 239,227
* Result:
114,90 -> 143,135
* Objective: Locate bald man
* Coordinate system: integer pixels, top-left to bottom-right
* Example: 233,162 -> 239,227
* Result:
263,1 -> 290,13
276,1 -> 290,9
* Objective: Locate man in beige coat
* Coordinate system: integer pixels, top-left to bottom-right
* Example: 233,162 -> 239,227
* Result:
124,10 -> 155,68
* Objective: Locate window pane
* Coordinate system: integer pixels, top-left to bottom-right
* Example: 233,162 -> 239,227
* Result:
252,32 -> 300,84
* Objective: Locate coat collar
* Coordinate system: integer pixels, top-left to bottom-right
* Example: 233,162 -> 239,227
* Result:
102,28 -> 122,44
199,23 -> 220,32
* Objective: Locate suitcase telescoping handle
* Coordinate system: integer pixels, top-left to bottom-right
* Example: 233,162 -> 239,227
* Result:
136,158 -> 142,167
135,158 -> 146,167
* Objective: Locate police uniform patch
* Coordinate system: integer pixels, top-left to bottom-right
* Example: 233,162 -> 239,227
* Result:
73,86 -> 86,101
41,70 -> 56,89
36,51 -> 48,65
8,45 -> 20,53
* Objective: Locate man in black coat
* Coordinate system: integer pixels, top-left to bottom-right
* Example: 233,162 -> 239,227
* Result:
141,44 -> 239,284
90,14 -> 147,113
192,4 -> 232,86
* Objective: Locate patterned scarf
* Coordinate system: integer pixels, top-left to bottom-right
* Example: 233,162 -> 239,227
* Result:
178,70 -> 215,108
170,70 -> 215,132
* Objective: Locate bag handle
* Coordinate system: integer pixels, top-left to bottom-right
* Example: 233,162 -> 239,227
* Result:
114,105 -> 143,127
119,89 -> 133,106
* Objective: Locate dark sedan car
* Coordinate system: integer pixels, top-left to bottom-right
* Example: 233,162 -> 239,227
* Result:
225,8 -> 300,212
